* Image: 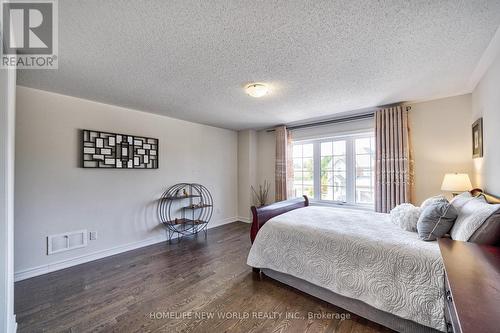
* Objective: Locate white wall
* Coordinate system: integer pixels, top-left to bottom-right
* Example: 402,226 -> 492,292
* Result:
15,87 -> 238,279
471,46 -> 500,196
410,94 -> 472,204
237,130 -> 257,221
1,68 -> 17,332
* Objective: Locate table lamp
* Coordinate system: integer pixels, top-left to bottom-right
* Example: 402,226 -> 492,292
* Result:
441,173 -> 472,196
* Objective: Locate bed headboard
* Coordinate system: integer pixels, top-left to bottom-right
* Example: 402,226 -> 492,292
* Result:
250,196 -> 309,243
470,188 -> 500,204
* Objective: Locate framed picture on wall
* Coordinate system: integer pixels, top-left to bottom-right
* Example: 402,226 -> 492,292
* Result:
472,118 -> 483,158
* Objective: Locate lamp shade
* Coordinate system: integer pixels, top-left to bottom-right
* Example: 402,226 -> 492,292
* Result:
441,173 -> 472,192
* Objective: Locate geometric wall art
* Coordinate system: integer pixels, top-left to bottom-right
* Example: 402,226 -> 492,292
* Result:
82,129 -> 159,169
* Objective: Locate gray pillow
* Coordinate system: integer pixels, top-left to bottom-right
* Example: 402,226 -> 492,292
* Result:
468,207 -> 500,245
417,202 -> 458,241
450,191 -> 473,211
421,195 -> 448,210
450,195 -> 500,241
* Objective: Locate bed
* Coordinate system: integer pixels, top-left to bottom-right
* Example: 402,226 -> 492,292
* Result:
247,196 -> 446,332
247,191 -> 500,332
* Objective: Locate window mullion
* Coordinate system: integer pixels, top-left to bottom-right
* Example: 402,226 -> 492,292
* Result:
313,141 -> 321,200
346,138 -> 355,204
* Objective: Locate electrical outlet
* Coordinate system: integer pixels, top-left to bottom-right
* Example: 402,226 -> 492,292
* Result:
89,231 -> 98,240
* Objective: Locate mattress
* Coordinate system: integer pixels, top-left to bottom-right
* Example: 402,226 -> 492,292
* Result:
247,206 -> 445,331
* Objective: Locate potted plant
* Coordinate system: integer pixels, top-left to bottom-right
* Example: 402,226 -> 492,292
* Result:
251,180 -> 270,207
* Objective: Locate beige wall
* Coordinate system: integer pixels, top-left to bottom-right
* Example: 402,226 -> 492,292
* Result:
237,130 -> 257,220
15,87 -> 238,278
237,128 -> 275,219
256,130 -> 276,203
410,94 -> 472,204
471,48 -> 500,196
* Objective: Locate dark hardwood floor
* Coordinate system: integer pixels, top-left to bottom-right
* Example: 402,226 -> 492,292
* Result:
15,222 -> 393,333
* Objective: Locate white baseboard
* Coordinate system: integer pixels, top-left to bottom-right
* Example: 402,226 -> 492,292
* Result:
237,216 -> 251,223
14,217 -> 239,282
8,314 -> 17,333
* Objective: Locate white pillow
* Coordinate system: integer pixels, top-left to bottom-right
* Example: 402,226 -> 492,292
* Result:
450,195 -> 500,241
421,195 -> 448,210
390,203 -> 422,232
450,192 -> 473,212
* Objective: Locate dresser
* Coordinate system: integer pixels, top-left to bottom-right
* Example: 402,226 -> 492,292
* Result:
438,238 -> 500,333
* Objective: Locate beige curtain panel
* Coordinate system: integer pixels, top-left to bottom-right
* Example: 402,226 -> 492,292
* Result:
275,125 -> 293,202
375,106 -> 414,213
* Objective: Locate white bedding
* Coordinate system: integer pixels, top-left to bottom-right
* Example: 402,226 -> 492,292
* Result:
247,206 -> 445,331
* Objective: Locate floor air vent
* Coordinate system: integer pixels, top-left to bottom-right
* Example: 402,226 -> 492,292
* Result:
47,230 -> 87,255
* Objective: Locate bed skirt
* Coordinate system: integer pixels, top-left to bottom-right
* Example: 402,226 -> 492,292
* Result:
261,268 -> 441,333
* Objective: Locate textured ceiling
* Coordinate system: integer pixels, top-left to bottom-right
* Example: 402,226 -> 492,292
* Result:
18,1 -> 500,130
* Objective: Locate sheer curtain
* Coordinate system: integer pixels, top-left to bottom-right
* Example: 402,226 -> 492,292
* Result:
375,106 -> 414,213
275,125 -> 293,201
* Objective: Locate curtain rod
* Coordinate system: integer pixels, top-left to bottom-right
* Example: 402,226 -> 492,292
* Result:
266,105 -> 411,132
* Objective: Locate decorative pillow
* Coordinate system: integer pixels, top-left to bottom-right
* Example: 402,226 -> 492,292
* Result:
450,196 -> 500,241
390,203 -> 421,232
421,195 -> 448,210
468,207 -> 500,245
417,201 -> 458,241
450,191 -> 474,212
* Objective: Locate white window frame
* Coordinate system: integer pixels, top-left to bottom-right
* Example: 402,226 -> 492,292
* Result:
293,131 -> 375,210
291,142 -> 315,199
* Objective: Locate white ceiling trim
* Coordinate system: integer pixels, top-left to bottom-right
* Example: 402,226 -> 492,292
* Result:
468,25 -> 500,92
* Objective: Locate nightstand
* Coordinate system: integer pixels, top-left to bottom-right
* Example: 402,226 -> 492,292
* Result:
438,238 -> 500,333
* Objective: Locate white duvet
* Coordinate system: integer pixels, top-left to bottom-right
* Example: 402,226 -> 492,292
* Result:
247,206 -> 445,331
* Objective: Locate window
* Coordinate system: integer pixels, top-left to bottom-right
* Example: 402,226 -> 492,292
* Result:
293,143 -> 314,198
292,133 -> 375,207
354,137 -> 375,204
320,140 -> 346,202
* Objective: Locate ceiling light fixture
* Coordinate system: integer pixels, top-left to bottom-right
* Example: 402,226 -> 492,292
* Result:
245,83 -> 270,98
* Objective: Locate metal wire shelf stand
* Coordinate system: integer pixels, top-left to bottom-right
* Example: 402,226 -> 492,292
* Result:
158,183 -> 213,242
